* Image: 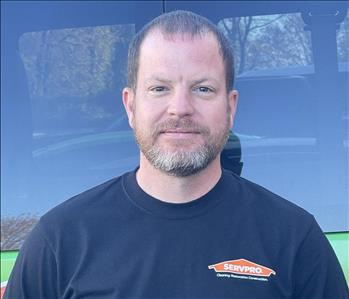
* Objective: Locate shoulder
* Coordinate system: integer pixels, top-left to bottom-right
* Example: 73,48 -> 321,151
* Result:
39,173 -> 127,236
224,170 -> 311,214
221,169 -> 316,235
46,175 -> 121,213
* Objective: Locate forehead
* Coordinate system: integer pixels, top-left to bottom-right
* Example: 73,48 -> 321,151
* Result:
138,30 -> 224,78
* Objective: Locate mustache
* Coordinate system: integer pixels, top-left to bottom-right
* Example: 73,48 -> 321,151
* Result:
152,118 -> 210,136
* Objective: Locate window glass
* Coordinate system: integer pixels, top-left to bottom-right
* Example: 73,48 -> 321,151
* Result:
218,11 -> 348,232
1,1 -> 163,250
1,24 -> 139,250
19,24 -> 133,134
218,13 -> 313,75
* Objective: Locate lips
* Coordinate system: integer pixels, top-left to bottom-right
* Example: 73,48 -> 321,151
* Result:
163,129 -> 199,134
159,129 -> 201,140
154,118 -> 209,137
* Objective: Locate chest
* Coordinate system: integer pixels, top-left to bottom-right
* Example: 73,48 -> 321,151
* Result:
59,218 -> 293,299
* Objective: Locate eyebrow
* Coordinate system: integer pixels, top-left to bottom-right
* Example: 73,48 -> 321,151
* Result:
145,76 -> 173,84
190,78 -> 218,85
146,76 -> 218,85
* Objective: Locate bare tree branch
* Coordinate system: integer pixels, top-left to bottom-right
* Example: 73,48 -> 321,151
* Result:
1,214 -> 39,250
249,15 -> 284,31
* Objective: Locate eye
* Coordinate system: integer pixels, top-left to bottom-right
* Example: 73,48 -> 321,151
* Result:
193,86 -> 215,94
149,86 -> 169,93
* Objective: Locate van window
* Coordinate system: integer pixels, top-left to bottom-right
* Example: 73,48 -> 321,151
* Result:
218,13 -> 313,75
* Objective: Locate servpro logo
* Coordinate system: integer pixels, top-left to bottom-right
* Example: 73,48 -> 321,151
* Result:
208,259 -> 276,280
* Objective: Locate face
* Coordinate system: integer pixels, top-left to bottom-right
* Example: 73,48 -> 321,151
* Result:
123,30 -> 238,177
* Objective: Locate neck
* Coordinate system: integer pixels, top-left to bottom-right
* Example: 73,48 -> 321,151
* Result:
136,154 -> 222,204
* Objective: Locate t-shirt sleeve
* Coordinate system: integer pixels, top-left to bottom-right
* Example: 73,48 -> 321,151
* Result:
292,217 -> 349,299
3,221 -> 58,299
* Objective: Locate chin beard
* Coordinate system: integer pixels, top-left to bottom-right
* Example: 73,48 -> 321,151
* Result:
134,116 -> 231,177
143,143 -> 220,177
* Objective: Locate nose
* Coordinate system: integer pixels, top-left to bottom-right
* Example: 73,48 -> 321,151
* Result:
167,88 -> 194,117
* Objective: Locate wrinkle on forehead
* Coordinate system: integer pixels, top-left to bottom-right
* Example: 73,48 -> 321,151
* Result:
140,32 -> 223,75
140,28 -> 224,60
146,29 -> 223,56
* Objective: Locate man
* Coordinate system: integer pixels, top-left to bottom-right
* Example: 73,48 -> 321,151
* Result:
4,10 -> 349,299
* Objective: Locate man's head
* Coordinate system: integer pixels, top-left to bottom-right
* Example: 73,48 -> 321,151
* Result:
123,10 -> 238,177
127,10 -> 235,93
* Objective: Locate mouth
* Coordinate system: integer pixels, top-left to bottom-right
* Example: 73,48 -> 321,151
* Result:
160,129 -> 201,139
162,129 -> 200,134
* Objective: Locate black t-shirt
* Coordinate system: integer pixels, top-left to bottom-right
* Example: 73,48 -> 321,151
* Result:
4,169 -> 349,299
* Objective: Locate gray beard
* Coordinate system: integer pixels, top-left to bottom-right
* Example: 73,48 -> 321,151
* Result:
133,105 -> 231,177
144,141 -> 221,177
134,120 -> 230,177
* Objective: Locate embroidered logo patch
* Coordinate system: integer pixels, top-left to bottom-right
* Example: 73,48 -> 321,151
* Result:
208,259 -> 276,281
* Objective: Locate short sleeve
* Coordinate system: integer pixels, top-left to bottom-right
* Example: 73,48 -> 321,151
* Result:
3,221 -> 59,299
292,217 -> 349,299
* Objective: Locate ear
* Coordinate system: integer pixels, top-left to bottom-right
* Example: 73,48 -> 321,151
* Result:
122,87 -> 136,129
228,89 -> 238,128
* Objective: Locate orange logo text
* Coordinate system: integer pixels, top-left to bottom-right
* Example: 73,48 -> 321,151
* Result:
208,259 -> 276,277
